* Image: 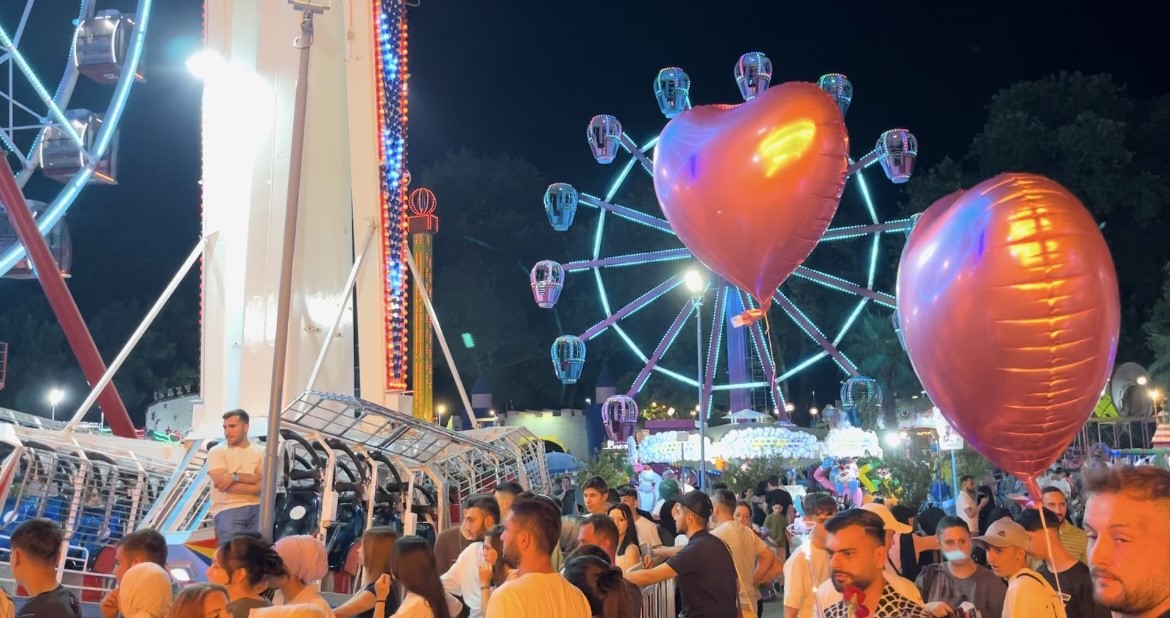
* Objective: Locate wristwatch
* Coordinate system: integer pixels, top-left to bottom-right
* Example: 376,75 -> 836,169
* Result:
232,472 -> 240,482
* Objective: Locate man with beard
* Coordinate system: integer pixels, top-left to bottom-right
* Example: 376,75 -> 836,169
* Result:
485,493 -> 590,618
1083,466 -> 1170,618
1019,508 -> 1109,618
626,490 -> 739,618
1043,486 -> 1090,564
916,516 -> 1006,617
441,495 -> 501,618
819,509 -> 929,618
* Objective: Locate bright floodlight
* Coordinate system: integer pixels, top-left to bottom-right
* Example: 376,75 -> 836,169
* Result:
1138,375 -> 1149,386
884,431 -> 902,448
186,50 -> 225,81
684,269 -> 704,295
48,388 -> 65,406
1149,389 -> 1163,400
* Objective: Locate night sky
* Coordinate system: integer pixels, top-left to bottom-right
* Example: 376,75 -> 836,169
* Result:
2,1 -> 1166,418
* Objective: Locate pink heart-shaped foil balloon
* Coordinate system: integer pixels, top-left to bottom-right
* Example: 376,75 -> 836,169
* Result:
653,82 -> 848,311
897,174 -> 1120,493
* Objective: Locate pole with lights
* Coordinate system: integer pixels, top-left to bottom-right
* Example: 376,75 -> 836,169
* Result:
409,187 -> 438,421
684,269 -> 707,490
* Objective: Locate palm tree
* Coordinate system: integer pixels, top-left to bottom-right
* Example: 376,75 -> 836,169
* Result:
843,309 -> 922,427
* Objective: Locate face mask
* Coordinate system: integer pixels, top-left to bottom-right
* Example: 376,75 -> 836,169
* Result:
943,549 -> 968,562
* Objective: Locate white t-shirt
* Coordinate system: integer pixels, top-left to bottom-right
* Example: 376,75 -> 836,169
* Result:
816,572 -> 923,609
633,515 -> 662,547
278,586 -> 335,618
207,441 -> 266,515
1005,568 -> 1067,618
711,521 -> 769,610
393,592 -> 463,618
956,491 -> 979,532
483,572 -> 591,618
441,542 -> 486,618
783,542 -> 831,618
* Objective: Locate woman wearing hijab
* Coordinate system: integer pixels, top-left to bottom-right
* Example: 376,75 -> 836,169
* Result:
117,563 -> 173,618
272,536 -> 335,617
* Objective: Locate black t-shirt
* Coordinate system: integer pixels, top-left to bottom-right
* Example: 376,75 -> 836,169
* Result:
666,529 -> 738,618
228,598 -> 270,618
1039,562 -> 1111,618
16,585 -> 82,618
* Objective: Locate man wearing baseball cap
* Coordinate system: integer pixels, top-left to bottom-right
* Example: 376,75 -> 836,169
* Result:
974,519 -> 1066,617
626,490 -> 739,617
860,502 -> 939,579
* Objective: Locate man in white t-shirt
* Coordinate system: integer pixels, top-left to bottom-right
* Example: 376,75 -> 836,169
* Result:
711,490 -> 780,618
485,493 -> 590,618
206,410 -> 266,541
974,518 -> 1066,617
784,492 -> 837,618
957,475 -> 988,533
440,495 -> 501,618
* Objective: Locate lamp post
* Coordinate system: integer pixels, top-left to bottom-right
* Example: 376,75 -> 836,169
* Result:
684,269 -> 706,490
48,388 -> 65,422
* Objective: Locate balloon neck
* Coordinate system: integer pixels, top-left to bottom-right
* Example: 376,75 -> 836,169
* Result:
732,308 -> 766,328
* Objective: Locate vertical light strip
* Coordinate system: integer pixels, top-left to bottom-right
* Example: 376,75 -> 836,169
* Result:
375,0 -> 409,391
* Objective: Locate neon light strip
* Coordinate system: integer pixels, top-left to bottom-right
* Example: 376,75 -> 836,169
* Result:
618,132 -> 653,173
856,168 -> 879,224
579,194 -> 673,233
832,299 -> 870,347
0,25 -> 84,149
628,299 -> 697,396
564,247 -> 689,272
776,352 -> 828,382
701,286 -> 727,415
604,157 -> 637,202
580,274 -> 683,341
820,219 -> 914,241
773,291 -> 858,376
0,0 -> 152,278
793,266 -> 896,307
867,232 -> 881,288
712,382 -> 769,391
742,291 -> 785,409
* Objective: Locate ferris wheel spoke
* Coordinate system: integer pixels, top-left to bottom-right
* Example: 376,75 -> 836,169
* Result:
700,285 -> 729,417
772,291 -> 859,376
564,248 -> 690,273
579,193 -> 673,233
741,298 -> 786,411
580,273 -> 684,341
618,133 -> 654,174
820,218 -> 915,241
0,25 -> 85,150
627,299 -> 700,396
792,266 -> 896,308
776,352 -> 829,383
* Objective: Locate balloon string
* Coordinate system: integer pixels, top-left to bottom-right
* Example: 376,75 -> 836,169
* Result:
1039,501 -> 1064,602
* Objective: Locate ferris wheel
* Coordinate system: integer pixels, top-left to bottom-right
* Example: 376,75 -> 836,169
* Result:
533,52 -> 918,421
0,0 -> 151,279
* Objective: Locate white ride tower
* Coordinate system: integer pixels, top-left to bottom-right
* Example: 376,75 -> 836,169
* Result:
200,0 -> 402,422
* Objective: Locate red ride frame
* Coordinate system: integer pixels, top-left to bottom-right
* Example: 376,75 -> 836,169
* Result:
0,157 -> 135,437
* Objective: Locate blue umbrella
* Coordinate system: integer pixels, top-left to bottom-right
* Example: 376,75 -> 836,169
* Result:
545,451 -> 584,475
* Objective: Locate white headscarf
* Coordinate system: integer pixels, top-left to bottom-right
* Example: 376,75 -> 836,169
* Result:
118,562 -> 173,618
273,535 -> 329,584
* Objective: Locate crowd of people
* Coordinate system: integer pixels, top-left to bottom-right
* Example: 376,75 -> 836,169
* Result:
4,407 -> 1170,618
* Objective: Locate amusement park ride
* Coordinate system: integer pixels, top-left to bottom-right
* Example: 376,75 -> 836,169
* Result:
0,0 -> 547,603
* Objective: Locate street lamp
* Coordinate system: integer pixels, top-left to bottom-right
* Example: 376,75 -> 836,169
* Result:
436,403 -> 447,425
1138,375 -> 1149,386
47,388 -> 65,422
684,268 -> 707,490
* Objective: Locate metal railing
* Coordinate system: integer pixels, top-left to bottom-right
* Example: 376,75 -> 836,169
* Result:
640,577 -> 676,618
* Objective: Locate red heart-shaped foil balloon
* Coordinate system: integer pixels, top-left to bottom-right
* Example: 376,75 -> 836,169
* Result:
897,174 -> 1120,493
653,82 -> 848,311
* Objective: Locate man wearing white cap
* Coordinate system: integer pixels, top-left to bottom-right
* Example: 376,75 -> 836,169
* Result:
973,519 -> 1066,617
859,503 -> 938,579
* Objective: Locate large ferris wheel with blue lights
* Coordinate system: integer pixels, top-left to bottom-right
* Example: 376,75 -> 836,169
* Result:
533,52 -> 919,423
0,0 -> 151,279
